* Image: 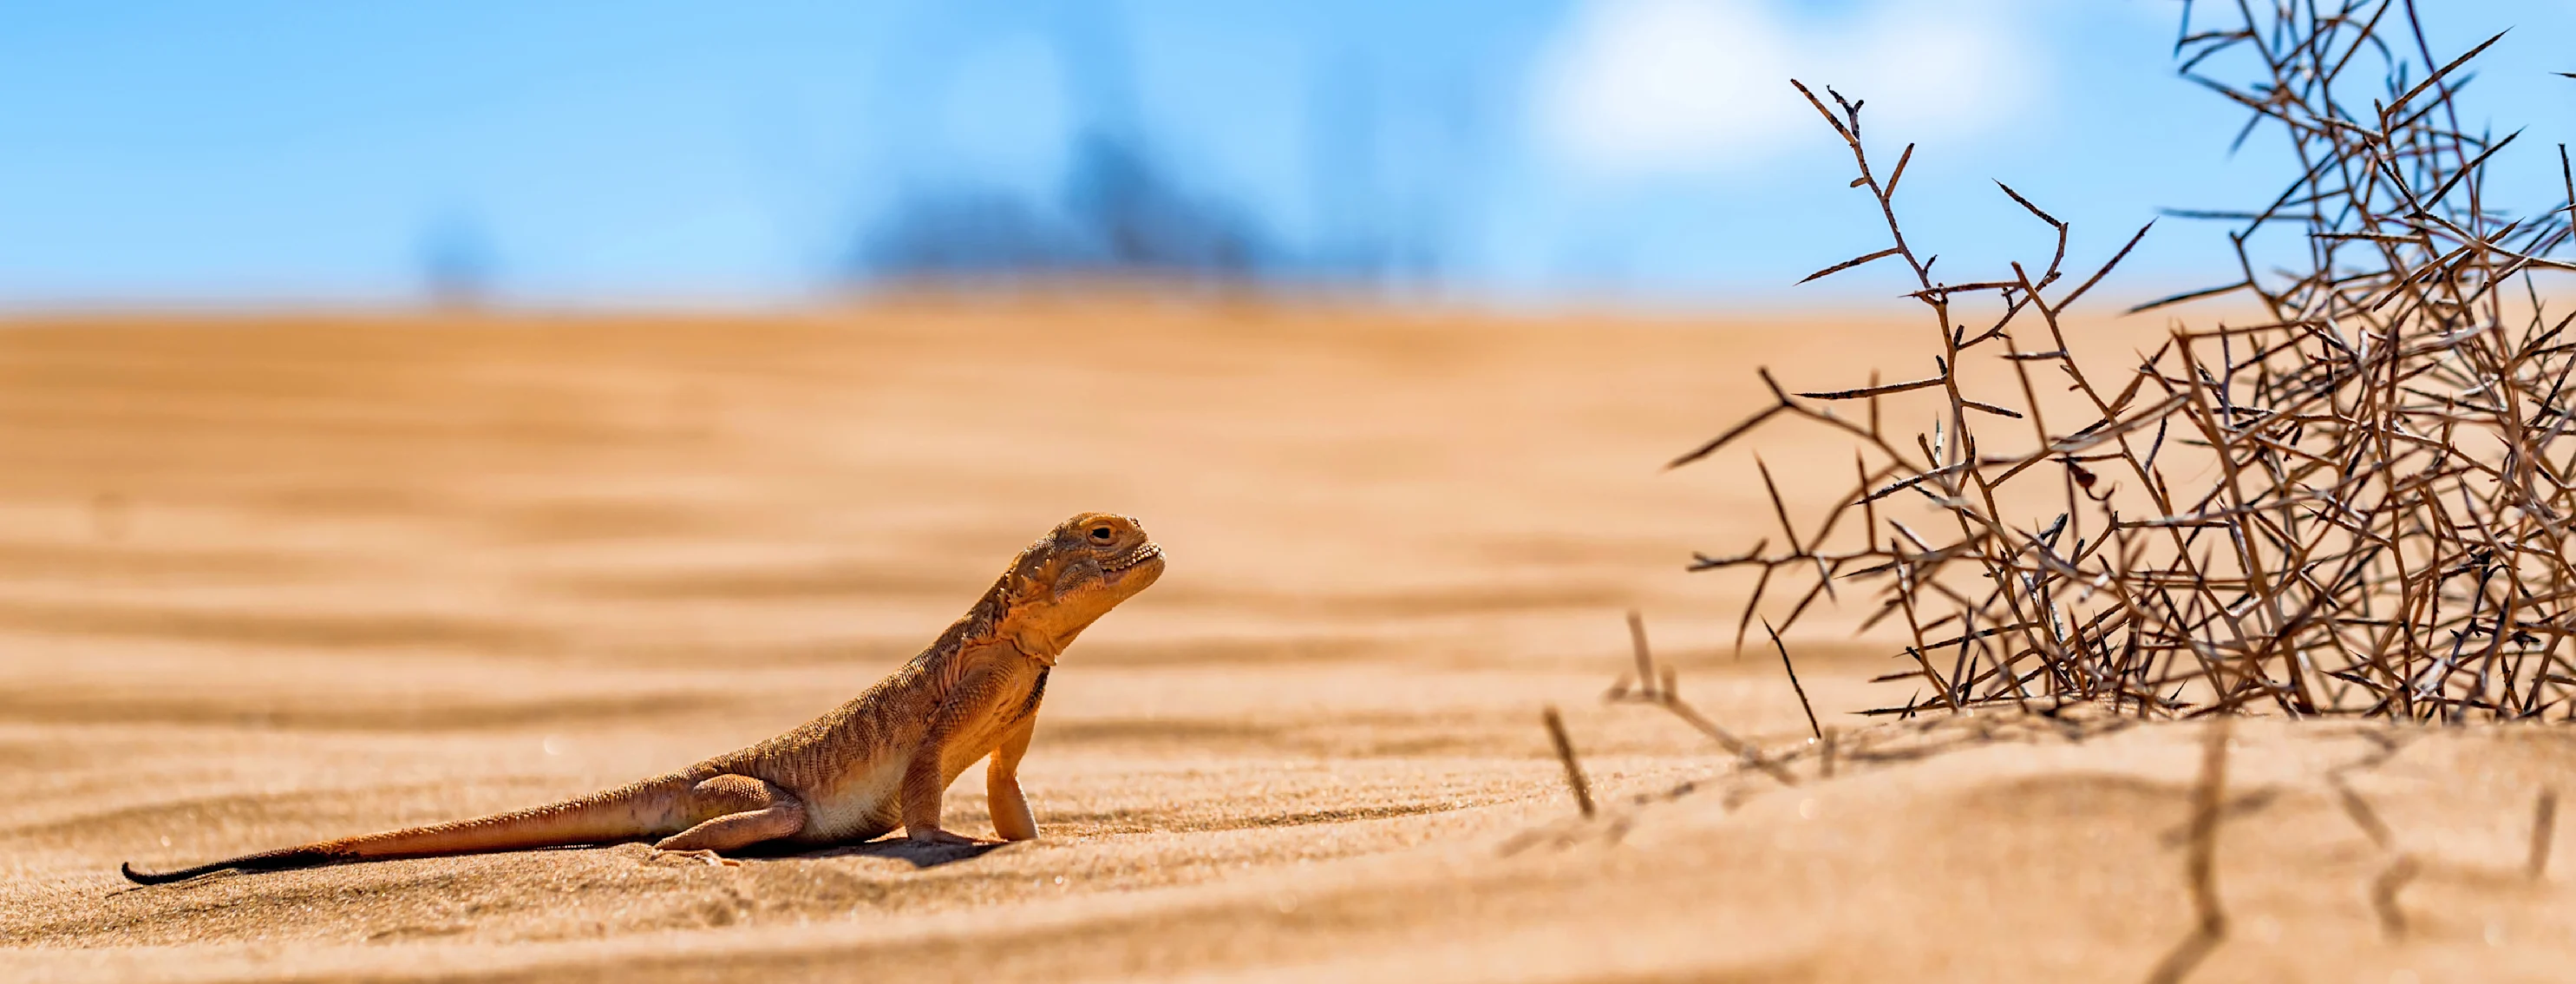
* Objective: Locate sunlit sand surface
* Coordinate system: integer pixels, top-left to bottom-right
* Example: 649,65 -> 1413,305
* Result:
3,298 -> 2569,981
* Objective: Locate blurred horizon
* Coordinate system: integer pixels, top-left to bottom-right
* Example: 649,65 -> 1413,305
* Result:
1,0 -> 2570,313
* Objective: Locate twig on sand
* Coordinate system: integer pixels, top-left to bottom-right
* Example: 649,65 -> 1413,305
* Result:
1602,613 -> 1802,788
1627,610 -> 1658,702
1653,695 -> 1801,788
1542,705 -> 1595,819
1767,620 -> 1825,741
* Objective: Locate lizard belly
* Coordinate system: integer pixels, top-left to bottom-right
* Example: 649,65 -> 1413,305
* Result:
775,663 -> 1039,843
795,758 -> 906,843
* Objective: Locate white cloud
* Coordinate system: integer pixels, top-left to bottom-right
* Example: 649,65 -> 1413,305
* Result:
1533,0 -> 2039,175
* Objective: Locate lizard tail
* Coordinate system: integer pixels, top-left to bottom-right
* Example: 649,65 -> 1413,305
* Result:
120,776 -> 694,885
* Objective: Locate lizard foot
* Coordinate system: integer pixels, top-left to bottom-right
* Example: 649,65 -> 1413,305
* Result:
648,848 -> 742,868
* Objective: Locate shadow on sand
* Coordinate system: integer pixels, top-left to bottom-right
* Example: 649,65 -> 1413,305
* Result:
757,837 -> 1014,869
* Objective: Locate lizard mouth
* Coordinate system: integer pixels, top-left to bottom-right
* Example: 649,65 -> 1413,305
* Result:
1102,541 -> 1163,575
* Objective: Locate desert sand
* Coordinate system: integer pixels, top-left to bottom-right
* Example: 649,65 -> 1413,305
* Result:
3,296 -> 2573,982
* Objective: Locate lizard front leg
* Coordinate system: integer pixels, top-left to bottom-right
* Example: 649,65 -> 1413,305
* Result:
986,715 -> 1039,842
901,662 -> 1010,846
899,746 -> 996,846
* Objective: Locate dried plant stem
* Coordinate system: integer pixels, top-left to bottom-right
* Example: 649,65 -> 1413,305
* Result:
1655,695 -> 1802,788
1767,620 -> 1826,741
1542,706 -> 1595,819
1603,613 -> 1806,787
1627,610 -> 1657,701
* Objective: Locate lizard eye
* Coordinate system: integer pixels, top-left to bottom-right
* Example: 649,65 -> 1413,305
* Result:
1089,526 -> 1114,541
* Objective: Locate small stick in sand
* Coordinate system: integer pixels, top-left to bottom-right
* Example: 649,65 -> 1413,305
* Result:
1593,613 -> 1798,789
1766,620 -> 1824,741
1654,695 -> 1801,788
1542,705 -> 1595,819
1627,610 -> 1658,702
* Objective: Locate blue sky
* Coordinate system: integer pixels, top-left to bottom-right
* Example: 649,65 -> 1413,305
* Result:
0,0 -> 2568,310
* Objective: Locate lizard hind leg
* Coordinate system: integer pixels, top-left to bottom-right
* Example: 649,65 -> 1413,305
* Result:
653,775 -> 807,854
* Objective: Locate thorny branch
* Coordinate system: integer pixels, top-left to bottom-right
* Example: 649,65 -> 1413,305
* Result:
1678,2 -> 2576,722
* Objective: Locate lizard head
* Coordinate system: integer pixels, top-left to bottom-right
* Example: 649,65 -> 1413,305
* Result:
995,512 -> 1164,659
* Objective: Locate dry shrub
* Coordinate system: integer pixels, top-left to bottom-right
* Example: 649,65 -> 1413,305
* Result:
1678,2 -> 2576,720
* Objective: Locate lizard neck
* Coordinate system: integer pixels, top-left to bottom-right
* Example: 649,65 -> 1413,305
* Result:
950,557 -> 1069,668
1003,610 -> 1080,667
1012,637 -> 1062,667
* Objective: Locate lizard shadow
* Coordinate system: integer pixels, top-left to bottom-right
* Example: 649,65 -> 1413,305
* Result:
745,837 -> 1011,869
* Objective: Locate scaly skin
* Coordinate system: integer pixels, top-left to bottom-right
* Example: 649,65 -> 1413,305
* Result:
121,512 -> 1165,884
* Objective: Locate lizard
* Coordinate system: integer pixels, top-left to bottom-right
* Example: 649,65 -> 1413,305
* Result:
120,511 -> 1164,884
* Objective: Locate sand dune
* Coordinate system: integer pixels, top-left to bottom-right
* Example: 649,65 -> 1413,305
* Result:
3,298 -> 2570,981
